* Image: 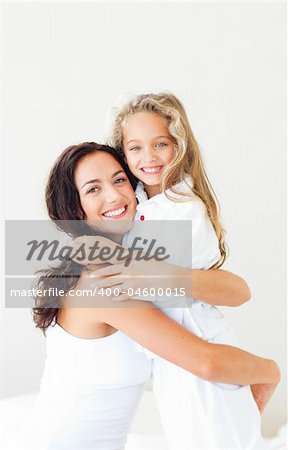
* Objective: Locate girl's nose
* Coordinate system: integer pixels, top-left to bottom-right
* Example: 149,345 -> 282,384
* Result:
143,146 -> 157,162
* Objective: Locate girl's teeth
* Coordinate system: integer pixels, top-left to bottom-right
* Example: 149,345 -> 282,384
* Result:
142,166 -> 162,173
104,207 -> 125,217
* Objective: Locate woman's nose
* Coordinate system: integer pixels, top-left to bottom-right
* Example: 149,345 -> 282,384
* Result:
105,185 -> 122,203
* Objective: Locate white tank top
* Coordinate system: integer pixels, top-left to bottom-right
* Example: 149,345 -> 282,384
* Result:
12,324 -> 152,450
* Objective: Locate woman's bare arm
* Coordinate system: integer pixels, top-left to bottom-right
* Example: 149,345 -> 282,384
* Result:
72,236 -> 251,307
190,268 -> 251,306
88,261 -> 251,307
94,299 -> 279,387
74,236 -> 251,306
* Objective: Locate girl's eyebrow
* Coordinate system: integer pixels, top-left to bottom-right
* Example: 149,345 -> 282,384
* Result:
154,135 -> 171,140
81,170 -> 124,189
126,139 -> 140,145
126,135 -> 171,145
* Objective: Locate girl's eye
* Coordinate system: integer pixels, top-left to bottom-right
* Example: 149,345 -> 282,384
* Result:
129,146 -> 141,152
87,186 -> 100,194
114,177 -> 127,184
156,142 -> 167,148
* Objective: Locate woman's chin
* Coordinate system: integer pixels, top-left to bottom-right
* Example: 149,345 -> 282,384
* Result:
87,218 -> 133,238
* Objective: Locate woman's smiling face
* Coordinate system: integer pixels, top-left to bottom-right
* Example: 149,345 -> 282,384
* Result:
74,151 -> 137,235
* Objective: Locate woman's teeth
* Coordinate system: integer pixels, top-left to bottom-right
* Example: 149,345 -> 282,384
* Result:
103,206 -> 126,217
141,166 -> 162,173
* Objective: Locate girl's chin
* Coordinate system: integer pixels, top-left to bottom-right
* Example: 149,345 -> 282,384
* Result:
140,177 -> 161,186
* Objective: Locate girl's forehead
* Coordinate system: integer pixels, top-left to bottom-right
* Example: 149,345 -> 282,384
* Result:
123,111 -> 170,139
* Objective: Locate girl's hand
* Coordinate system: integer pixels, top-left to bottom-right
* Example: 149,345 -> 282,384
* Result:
64,269 -> 115,308
71,235 -> 129,266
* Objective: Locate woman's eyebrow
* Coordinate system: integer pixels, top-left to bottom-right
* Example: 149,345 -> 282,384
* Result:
81,178 -> 100,189
81,170 -> 125,189
112,170 -> 125,177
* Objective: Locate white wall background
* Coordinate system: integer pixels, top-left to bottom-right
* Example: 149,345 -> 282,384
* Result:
1,1 -> 286,438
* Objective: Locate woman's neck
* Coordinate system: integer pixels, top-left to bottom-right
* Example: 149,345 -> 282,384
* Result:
95,231 -> 123,244
108,233 -> 123,244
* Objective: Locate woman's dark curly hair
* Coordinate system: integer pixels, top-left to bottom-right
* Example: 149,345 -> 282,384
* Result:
33,142 -> 137,333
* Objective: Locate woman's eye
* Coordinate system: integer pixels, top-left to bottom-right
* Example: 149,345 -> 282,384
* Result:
114,177 -> 127,184
87,186 -> 99,194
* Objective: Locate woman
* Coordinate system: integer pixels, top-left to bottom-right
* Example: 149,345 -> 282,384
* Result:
11,142 -> 279,450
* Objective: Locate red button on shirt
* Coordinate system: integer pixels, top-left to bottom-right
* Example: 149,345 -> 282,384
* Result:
140,215 -> 145,221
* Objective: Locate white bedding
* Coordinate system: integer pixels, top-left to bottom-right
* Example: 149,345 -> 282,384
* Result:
0,390 -> 286,450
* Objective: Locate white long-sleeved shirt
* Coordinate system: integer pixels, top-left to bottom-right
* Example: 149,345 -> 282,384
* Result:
123,177 -> 228,341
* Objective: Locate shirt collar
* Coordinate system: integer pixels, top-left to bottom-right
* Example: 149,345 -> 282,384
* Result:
135,175 -> 194,205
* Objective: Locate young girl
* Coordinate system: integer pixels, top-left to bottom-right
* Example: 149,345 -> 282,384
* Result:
102,93 -> 278,449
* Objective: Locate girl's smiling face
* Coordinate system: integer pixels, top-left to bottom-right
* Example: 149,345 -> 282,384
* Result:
122,112 -> 175,198
74,151 -> 137,237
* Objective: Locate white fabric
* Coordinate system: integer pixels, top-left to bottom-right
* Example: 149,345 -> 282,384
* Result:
8,324 -> 152,450
124,177 -> 228,351
124,178 -> 271,449
2,392 -> 286,450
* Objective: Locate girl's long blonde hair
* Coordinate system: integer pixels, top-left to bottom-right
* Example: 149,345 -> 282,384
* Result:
107,92 -> 227,267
